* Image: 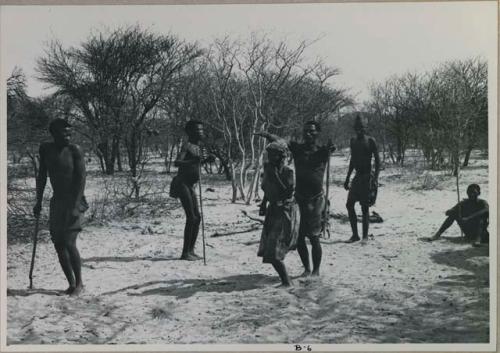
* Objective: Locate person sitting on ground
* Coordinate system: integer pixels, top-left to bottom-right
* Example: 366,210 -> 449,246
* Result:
427,183 -> 489,247
257,141 -> 300,287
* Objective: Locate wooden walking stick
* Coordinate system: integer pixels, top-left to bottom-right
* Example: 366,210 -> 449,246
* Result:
322,140 -> 333,239
198,152 -> 207,265
29,214 -> 40,289
456,158 -> 464,237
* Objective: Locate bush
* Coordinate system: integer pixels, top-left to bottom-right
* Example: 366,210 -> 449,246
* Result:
409,172 -> 443,191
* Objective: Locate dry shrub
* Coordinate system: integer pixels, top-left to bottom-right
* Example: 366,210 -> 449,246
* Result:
86,174 -> 177,224
409,173 -> 443,191
7,163 -> 48,244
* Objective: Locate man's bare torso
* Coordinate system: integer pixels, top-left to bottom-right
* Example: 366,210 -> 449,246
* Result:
41,143 -> 78,199
351,136 -> 375,175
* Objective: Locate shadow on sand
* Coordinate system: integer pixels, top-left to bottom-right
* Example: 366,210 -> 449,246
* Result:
83,256 -> 179,263
276,245 -> 490,343
7,288 -> 63,297
102,273 -> 275,299
431,245 -> 489,288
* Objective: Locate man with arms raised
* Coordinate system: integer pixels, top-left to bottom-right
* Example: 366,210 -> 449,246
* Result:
33,118 -> 87,295
256,121 -> 335,277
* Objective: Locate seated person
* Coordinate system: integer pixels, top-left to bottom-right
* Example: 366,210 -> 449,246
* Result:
428,184 -> 489,246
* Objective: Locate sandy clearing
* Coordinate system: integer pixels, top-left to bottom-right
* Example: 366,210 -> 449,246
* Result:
6,153 -> 490,344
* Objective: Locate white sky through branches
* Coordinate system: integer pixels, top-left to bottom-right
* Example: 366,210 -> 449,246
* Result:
1,2 -> 496,103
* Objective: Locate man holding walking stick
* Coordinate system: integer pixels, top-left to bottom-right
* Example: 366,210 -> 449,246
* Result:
28,214 -> 40,289
33,118 -> 88,295
170,120 -> 214,261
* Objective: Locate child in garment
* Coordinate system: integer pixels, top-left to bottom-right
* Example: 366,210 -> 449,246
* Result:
257,141 -> 300,287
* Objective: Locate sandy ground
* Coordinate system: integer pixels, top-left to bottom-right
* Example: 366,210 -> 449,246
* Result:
6,152 -> 490,344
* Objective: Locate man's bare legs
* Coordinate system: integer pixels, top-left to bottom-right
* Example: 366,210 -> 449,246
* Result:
310,237 -> 322,276
178,183 -> 201,260
188,188 -> 201,258
346,199 -> 360,242
54,243 -> 76,294
67,233 -> 83,295
433,216 -> 455,239
297,235 -> 322,276
361,204 -> 369,240
54,231 -> 83,295
297,235 -> 311,276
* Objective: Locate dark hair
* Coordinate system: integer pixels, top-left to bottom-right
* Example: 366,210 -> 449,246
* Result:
184,120 -> 203,134
304,120 -> 321,132
467,184 -> 481,193
354,115 -> 365,129
49,118 -> 71,135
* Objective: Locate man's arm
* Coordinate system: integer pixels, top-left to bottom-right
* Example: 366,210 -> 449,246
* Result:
33,145 -> 48,216
344,139 -> 354,190
254,131 -> 282,143
71,145 -> 86,215
254,131 -> 295,157
259,195 -> 268,216
463,201 -> 489,222
371,137 -> 381,180
320,140 -> 336,163
174,143 -> 199,167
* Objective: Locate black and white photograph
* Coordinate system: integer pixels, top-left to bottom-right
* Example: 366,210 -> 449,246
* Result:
1,1 -> 497,350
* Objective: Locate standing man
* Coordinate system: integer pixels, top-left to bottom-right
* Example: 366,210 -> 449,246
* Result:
170,120 -> 213,261
256,121 -> 335,277
344,115 -> 380,243
33,118 -> 87,295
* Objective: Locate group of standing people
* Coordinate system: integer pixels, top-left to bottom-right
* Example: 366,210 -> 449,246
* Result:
32,115 -> 489,294
168,116 -> 380,286
252,116 -> 380,286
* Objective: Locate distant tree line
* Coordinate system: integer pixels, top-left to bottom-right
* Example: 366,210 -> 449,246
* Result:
361,57 -> 487,174
7,25 -> 487,202
9,25 -> 352,202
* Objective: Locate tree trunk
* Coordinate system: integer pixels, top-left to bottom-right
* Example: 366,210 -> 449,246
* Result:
126,132 -> 138,178
26,152 -> 39,178
388,144 -> 396,164
116,143 -> 123,172
166,142 -> 177,173
381,135 -> 387,164
254,168 -> 261,201
462,146 -> 473,167
98,140 -> 116,175
96,149 -> 105,174
396,138 -> 403,166
245,149 -> 264,205
230,161 -> 238,203
104,157 -> 115,175
452,151 -> 459,176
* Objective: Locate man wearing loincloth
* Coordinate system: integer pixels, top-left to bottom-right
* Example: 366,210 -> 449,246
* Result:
33,118 -> 88,296
170,120 -> 214,261
427,183 -> 489,246
344,115 -> 380,243
256,121 -> 335,277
